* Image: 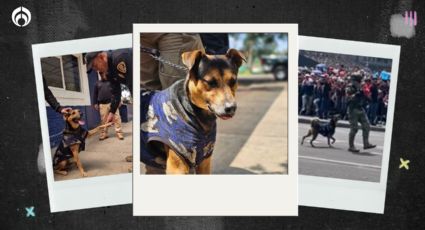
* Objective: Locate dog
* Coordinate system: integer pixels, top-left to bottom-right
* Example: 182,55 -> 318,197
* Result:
53,109 -> 111,177
301,115 -> 339,147
140,49 -> 245,174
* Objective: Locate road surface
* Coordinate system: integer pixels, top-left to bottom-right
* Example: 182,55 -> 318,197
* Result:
299,122 -> 385,182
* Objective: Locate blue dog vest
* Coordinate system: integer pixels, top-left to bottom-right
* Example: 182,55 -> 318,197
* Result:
314,122 -> 334,137
53,125 -> 88,166
140,81 -> 216,169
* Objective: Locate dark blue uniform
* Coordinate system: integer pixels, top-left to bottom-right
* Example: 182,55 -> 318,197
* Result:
105,49 -> 133,114
53,124 -> 88,166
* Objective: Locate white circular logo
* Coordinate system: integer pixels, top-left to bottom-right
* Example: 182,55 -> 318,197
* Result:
11,6 -> 31,27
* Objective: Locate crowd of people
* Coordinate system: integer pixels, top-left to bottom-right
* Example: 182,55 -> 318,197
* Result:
298,65 -> 390,126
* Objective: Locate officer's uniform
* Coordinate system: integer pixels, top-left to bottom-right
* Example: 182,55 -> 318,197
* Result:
86,49 -> 133,115
140,33 -> 204,90
93,79 -> 123,139
346,74 -> 375,152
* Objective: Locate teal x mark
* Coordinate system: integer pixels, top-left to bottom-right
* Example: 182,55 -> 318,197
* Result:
25,206 -> 35,217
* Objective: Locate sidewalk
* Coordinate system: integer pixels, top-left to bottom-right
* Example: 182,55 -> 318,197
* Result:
298,115 -> 386,132
54,121 -> 132,181
229,89 -> 288,174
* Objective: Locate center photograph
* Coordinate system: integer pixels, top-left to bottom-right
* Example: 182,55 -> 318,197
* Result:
137,32 -> 288,175
132,24 -> 298,216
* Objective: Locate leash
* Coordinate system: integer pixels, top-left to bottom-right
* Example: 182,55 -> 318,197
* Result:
140,46 -> 189,72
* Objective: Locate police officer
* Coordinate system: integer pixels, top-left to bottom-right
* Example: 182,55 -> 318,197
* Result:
85,49 -> 132,164
346,73 -> 376,152
85,49 -> 132,124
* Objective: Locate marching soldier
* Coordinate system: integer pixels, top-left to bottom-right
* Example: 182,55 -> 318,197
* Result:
346,73 -> 376,152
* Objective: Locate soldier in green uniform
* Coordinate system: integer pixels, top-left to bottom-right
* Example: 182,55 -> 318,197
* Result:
345,73 -> 376,152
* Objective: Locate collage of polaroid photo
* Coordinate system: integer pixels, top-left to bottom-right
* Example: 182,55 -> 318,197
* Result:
32,24 -> 399,215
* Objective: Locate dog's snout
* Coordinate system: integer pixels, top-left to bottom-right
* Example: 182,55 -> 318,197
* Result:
224,102 -> 237,114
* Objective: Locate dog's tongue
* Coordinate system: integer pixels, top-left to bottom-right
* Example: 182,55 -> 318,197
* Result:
219,115 -> 232,120
78,120 -> 86,126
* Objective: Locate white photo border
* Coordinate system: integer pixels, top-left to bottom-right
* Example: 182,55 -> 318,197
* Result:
298,36 -> 400,214
133,24 -> 299,216
33,34 -> 133,212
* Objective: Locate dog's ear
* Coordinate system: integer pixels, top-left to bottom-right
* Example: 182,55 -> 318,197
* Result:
63,112 -> 70,120
181,50 -> 205,72
226,49 -> 246,70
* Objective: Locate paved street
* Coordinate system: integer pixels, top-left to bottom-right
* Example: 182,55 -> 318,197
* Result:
54,121 -> 132,181
299,122 -> 385,182
215,74 -> 287,174
140,74 -> 288,174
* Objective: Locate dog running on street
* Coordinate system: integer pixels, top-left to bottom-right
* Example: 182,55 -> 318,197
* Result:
301,115 -> 339,148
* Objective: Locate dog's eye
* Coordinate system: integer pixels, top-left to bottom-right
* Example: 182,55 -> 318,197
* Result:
206,79 -> 218,88
228,78 -> 236,87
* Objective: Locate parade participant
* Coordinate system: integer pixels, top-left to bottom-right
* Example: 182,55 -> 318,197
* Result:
345,73 -> 376,152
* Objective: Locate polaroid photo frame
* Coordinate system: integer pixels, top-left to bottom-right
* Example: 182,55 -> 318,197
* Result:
33,34 -> 132,212
298,36 -> 400,213
133,24 -> 298,216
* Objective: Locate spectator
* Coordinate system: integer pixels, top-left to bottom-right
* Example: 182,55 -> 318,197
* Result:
313,80 -> 321,116
300,75 -> 314,115
297,65 -> 390,126
318,76 -> 331,119
368,77 -> 379,125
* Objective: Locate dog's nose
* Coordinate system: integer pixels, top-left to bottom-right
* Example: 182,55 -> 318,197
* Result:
224,103 -> 237,114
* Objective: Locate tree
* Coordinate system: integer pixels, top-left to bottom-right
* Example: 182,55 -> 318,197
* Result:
230,33 -> 287,72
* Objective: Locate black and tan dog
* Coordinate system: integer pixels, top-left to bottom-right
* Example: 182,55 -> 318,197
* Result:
140,49 -> 245,174
301,115 -> 339,147
53,109 -> 111,177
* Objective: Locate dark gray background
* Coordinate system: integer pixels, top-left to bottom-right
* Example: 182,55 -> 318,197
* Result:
1,0 -> 424,229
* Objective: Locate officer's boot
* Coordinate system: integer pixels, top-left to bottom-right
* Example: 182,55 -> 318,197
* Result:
348,132 -> 360,152
116,132 -> 124,140
363,131 -> 376,150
